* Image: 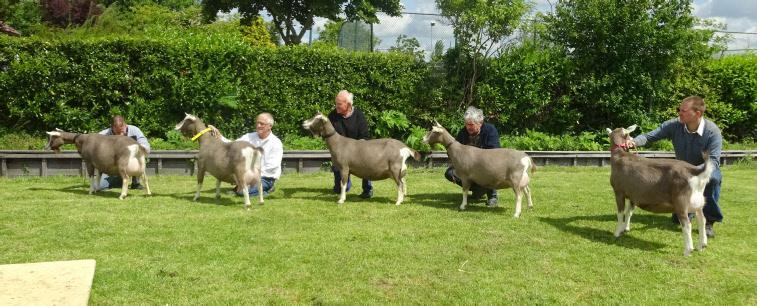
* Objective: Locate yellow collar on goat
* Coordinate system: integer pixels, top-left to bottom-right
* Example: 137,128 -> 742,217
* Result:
191,127 -> 213,141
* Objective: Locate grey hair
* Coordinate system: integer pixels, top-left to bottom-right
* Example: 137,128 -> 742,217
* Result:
463,106 -> 484,124
338,89 -> 354,105
258,112 -> 275,126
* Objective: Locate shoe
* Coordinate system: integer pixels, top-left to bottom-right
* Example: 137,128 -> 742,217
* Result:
486,197 -> 498,207
705,222 -> 715,238
130,183 -> 144,190
359,190 -> 373,199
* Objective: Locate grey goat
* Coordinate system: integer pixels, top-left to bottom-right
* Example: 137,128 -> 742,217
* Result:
423,122 -> 534,216
607,125 -> 714,256
175,114 -> 264,210
302,112 -> 421,205
45,130 -> 151,199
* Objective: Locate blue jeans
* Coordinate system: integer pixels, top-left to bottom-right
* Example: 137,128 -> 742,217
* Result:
445,167 -> 497,199
332,167 -> 372,194
674,167 -> 723,223
99,175 -> 140,190
236,177 -> 276,197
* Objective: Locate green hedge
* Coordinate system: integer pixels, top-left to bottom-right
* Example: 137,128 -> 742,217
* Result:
0,36 -> 428,142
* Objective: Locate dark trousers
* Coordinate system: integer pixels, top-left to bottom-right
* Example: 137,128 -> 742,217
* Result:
332,167 -> 372,194
674,167 -> 723,223
444,167 -> 497,199
101,175 -> 140,189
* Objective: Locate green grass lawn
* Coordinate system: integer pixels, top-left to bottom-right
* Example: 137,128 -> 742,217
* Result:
1,165 -> 755,304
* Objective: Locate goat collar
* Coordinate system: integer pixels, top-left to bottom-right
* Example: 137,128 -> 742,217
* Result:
191,127 -> 213,141
72,133 -> 81,143
610,143 -> 629,152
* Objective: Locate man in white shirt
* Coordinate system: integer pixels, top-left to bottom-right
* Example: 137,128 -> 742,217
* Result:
220,112 -> 283,196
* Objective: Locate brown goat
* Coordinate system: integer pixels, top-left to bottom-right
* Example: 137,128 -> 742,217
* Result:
45,130 -> 151,199
175,114 -> 264,210
607,125 -> 714,256
423,122 -> 534,216
302,112 -> 421,205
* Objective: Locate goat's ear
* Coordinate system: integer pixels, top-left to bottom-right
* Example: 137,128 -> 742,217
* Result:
55,128 -> 63,132
625,124 -> 637,134
606,128 -> 613,135
433,120 -> 441,127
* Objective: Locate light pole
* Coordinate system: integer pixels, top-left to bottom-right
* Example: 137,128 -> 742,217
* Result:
430,21 -> 435,60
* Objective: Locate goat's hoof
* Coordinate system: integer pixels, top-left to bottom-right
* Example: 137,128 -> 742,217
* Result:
683,249 -> 693,257
118,196 -> 126,200
513,214 -> 521,218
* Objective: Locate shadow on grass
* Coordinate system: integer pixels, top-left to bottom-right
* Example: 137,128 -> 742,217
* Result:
279,187 -> 411,205
408,192 -> 508,213
538,214 -> 679,251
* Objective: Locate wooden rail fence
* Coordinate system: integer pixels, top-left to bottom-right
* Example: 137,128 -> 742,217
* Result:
0,150 -> 753,177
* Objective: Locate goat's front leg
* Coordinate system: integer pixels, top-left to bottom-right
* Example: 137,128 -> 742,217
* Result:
337,170 -> 349,204
623,202 -> 635,232
459,181 -> 470,210
613,192 -> 627,237
88,165 -> 99,194
118,175 -> 130,200
194,168 -> 205,201
214,179 -> 222,199
696,209 -> 707,251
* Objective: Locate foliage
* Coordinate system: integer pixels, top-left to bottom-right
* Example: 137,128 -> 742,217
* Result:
39,0 -> 103,27
240,16 -> 275,48
2,0 -> 42,35
499,130 -> 605,151
281,134 -> 326,150
0,37 -> 428,142
201,0 -> 402,45
388,34 -> 424,61
543,0 -> 721,131
436,0 -> 530,104
373,110 -> 410,139
705,53 -> 757,141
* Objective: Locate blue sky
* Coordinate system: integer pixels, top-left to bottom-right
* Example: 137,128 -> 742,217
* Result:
302,0 -> 756,54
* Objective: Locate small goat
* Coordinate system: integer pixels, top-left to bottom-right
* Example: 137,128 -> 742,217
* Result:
302,112 -> 420,205
423,122 -> 534,216
45,130 -> 151,199
607,125 -> 714,256
175,114 -> 264,210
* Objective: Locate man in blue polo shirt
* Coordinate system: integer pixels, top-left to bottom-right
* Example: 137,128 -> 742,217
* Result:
630,96 -> 723,238
98,115 -> 151,190
444,106 -> 501,206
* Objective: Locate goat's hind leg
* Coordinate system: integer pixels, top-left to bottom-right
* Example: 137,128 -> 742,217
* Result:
118,175 -> 130,200
613,192 -> 627,237
525,185 -> 533,210
676,208 -> 695,256
141,172 -> 152,196
513,187 -> 523,218
696,209 -> 707,251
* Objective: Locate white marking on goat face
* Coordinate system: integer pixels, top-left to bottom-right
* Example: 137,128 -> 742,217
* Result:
46,131 -> 61,137
175,114 -> 198,130
302,114 -> 328,130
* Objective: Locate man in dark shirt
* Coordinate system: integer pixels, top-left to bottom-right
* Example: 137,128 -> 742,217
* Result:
327,90 -> 373,198
444,106 -> 501,206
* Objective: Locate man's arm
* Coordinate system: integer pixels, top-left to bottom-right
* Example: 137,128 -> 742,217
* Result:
128,126 -> 151,154
705,125 -> 723,168
355,110 -> 370,140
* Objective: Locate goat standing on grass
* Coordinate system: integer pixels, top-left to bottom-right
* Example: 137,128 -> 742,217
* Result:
423,122 -> 534,217
175,114 -> 264,210
302,112 -> 421,205
607,125 -> 714,256
45,130 -> 151,199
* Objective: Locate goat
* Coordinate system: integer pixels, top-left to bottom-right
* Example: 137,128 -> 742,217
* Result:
45,129 -> 151,199
301,112 -> 421,205
174,114 -> 264,210
607,125 -> 714,256
423,122 -> 534,216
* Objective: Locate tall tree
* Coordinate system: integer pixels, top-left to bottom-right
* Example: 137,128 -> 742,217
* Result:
388,34 -> 424,60
544,0 -> 720,129
202,0 -> 402,45
436,0 -> 530,105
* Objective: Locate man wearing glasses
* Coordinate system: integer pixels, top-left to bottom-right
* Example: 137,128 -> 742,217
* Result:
629,96 -> 723,238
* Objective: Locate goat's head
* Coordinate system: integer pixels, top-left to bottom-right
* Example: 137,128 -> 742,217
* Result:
301,112 -> 330,137
422,121 -> 451,146
606,125 -> 637,152
45,129 -> 72,153
174,113 -> 206,138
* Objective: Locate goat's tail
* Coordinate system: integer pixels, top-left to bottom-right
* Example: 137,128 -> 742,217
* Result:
695,152 -> 714,182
